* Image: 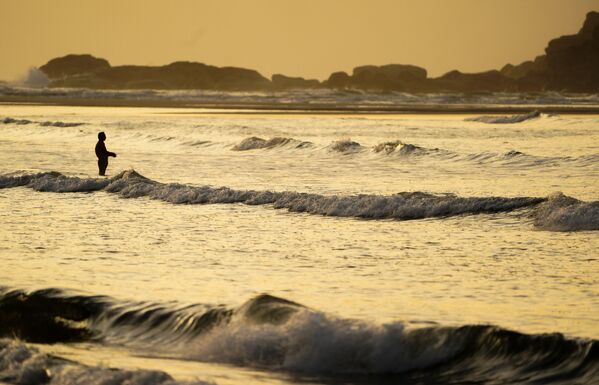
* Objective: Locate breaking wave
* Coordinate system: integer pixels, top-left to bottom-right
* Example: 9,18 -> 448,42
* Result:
0,288 -> 597,383
2,170 -> 596,231
224,137 -> 598,168
0,170 -> 547,222
1,116 -> 85,127
533,192 -> 599,231
328,139 -> 363,153
465,110 -> 541,124
371,140 -> 428,155
232,136 -> 312,151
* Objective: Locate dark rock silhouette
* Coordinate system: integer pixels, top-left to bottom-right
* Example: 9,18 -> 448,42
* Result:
40,54 -> 110,79
350,64 -> 428,91
433,70 -> 517,92
542,11 -> 599,91
37,12 -> 599,93
271,74 -> 319,89
323,71 -> 352,88
45,57 -> 270,91
501,56 -> 548,80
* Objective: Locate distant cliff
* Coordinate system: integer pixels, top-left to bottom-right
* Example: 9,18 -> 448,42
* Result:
40,57 -> 271,91
38,11 -> 599,93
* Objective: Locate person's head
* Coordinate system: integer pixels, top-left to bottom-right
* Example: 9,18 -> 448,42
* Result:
98,132 -> 106,141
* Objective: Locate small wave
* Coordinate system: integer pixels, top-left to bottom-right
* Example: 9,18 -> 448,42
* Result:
232,136 -> 311,151
328,139 -> 362,153
1,117 -> 33,125
39,121 -> 85,127
466,110 -> 541,124
1,288 -> 597,382
0,339 -> 210,385
503,150 -> 525,158
184,140 -> 212,147
1,116 -> 85,127
0,170 -> 545,222
372,140 -> 427,155
0,171 -> 110,192
533,192 -> 599,231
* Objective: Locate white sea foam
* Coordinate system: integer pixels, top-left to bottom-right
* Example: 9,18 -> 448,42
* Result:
533,192 -> 599,231
0,339 -> 211,385
188,308 -> 461,374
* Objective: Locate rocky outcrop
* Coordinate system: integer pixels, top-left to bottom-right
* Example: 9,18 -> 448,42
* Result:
41,56 -> 270,91
322,65 -> 433,91
40,54 -> 110,79
323,12 -> 599,93
501,55 -> 548,80
323,71 -> 352,88
271,74 -> 320,89
432,70 -> 517,92
37,12 -> 599,93
351,64 -> 427,90
542,11 -> 599,91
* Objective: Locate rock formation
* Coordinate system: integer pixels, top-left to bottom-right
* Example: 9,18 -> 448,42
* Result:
40,54 -> 110,79
41,57 -> 271,91
271,74 -> 319,89
37,11 -> 599,93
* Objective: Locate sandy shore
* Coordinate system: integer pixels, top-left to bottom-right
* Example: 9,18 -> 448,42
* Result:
2,95 -> 599,114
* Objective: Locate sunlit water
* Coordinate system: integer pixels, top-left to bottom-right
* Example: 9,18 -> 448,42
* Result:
0,105 -> 598,384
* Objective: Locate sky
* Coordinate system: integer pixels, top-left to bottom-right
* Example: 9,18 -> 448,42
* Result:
1,0 -> 598,81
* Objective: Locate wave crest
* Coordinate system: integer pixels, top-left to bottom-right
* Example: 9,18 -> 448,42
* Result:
5,170 -> 597,232
533,192 -> 599,231
0,170 -> 550,223
2,116 -> 85,127
232,136 -> 311,151
328,139 -> 362,153
465,110 -> 541,124
1,288 -> 597,381
372,140 -> 427,155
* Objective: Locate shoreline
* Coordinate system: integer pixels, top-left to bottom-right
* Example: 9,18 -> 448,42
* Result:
2,95 -> 599,114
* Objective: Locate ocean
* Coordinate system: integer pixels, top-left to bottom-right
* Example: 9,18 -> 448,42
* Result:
0,99 -> 598,384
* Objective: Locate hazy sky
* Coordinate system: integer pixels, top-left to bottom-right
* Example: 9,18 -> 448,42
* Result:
1,0 -> 597,81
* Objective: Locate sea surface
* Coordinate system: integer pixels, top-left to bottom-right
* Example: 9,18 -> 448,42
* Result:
0,102 -> 598,384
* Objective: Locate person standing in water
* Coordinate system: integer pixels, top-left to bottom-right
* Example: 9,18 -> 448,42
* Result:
95,132 -> 117,176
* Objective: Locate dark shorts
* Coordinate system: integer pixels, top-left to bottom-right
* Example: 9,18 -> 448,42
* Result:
98,158 -> 108,175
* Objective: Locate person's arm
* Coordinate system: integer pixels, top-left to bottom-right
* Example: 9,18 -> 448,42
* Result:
102,143 -> 117,157
96,142 -> 116,157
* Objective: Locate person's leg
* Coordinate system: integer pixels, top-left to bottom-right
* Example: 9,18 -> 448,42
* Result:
98,159 -> 108,176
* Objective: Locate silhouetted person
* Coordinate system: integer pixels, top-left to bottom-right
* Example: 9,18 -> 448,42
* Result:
95,132 -> 116,176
